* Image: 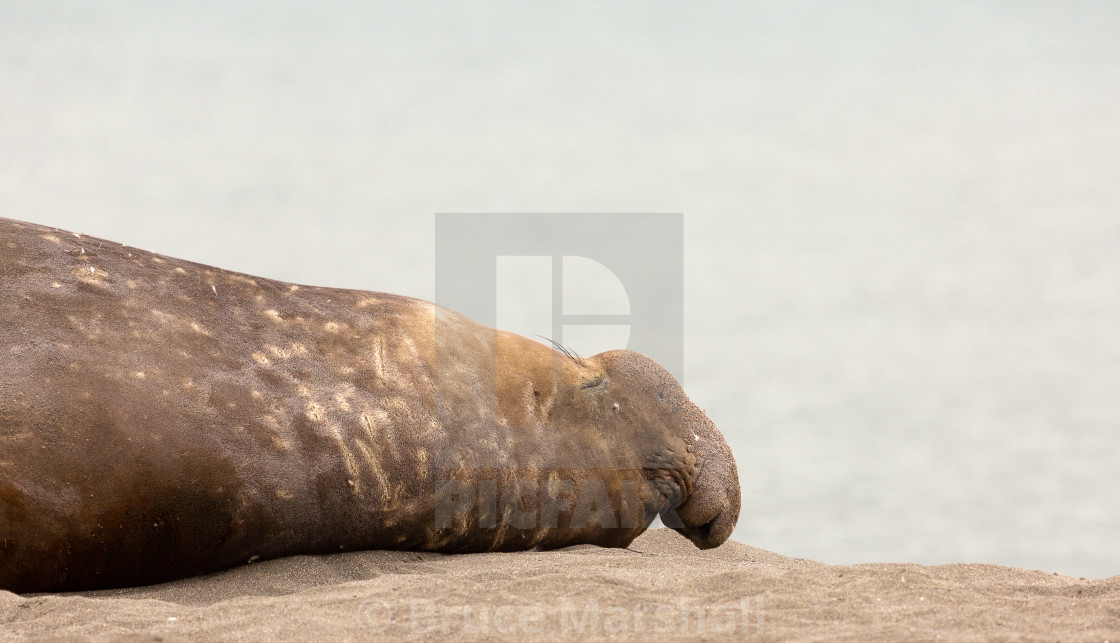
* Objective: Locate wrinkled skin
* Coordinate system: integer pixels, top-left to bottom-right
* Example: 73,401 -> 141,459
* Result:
0,217 -> 740,592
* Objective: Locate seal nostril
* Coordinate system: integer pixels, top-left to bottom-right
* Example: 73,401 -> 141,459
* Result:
698,515 -> 719,539
681,511 -> 729,550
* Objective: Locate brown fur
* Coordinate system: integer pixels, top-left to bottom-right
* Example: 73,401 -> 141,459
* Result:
0,217 -> 740,592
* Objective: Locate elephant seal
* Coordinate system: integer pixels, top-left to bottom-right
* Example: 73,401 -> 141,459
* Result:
0,217 -> 740,593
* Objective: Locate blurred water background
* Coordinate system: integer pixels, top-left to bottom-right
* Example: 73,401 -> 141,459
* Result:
2,1 -> 1118,578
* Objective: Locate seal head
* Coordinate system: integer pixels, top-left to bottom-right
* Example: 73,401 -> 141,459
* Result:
587,350 -> 740,549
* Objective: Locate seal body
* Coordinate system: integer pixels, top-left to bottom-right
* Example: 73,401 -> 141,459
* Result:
0,217 -> 740,592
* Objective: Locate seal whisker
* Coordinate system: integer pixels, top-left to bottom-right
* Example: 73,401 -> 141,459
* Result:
533,334 -> 585,366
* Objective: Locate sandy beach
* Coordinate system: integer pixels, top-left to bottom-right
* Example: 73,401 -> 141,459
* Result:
1,529 -> 1116,641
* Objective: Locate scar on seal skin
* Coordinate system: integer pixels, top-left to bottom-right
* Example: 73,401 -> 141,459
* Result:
0,217 -> 740,592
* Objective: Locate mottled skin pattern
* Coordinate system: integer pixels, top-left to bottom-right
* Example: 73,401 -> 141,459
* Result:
0,217 -> 740,593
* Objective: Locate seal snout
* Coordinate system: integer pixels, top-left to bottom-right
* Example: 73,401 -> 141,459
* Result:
671,482 -> 740,549
677,504 -> 737,550
667,415 -> 741,549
